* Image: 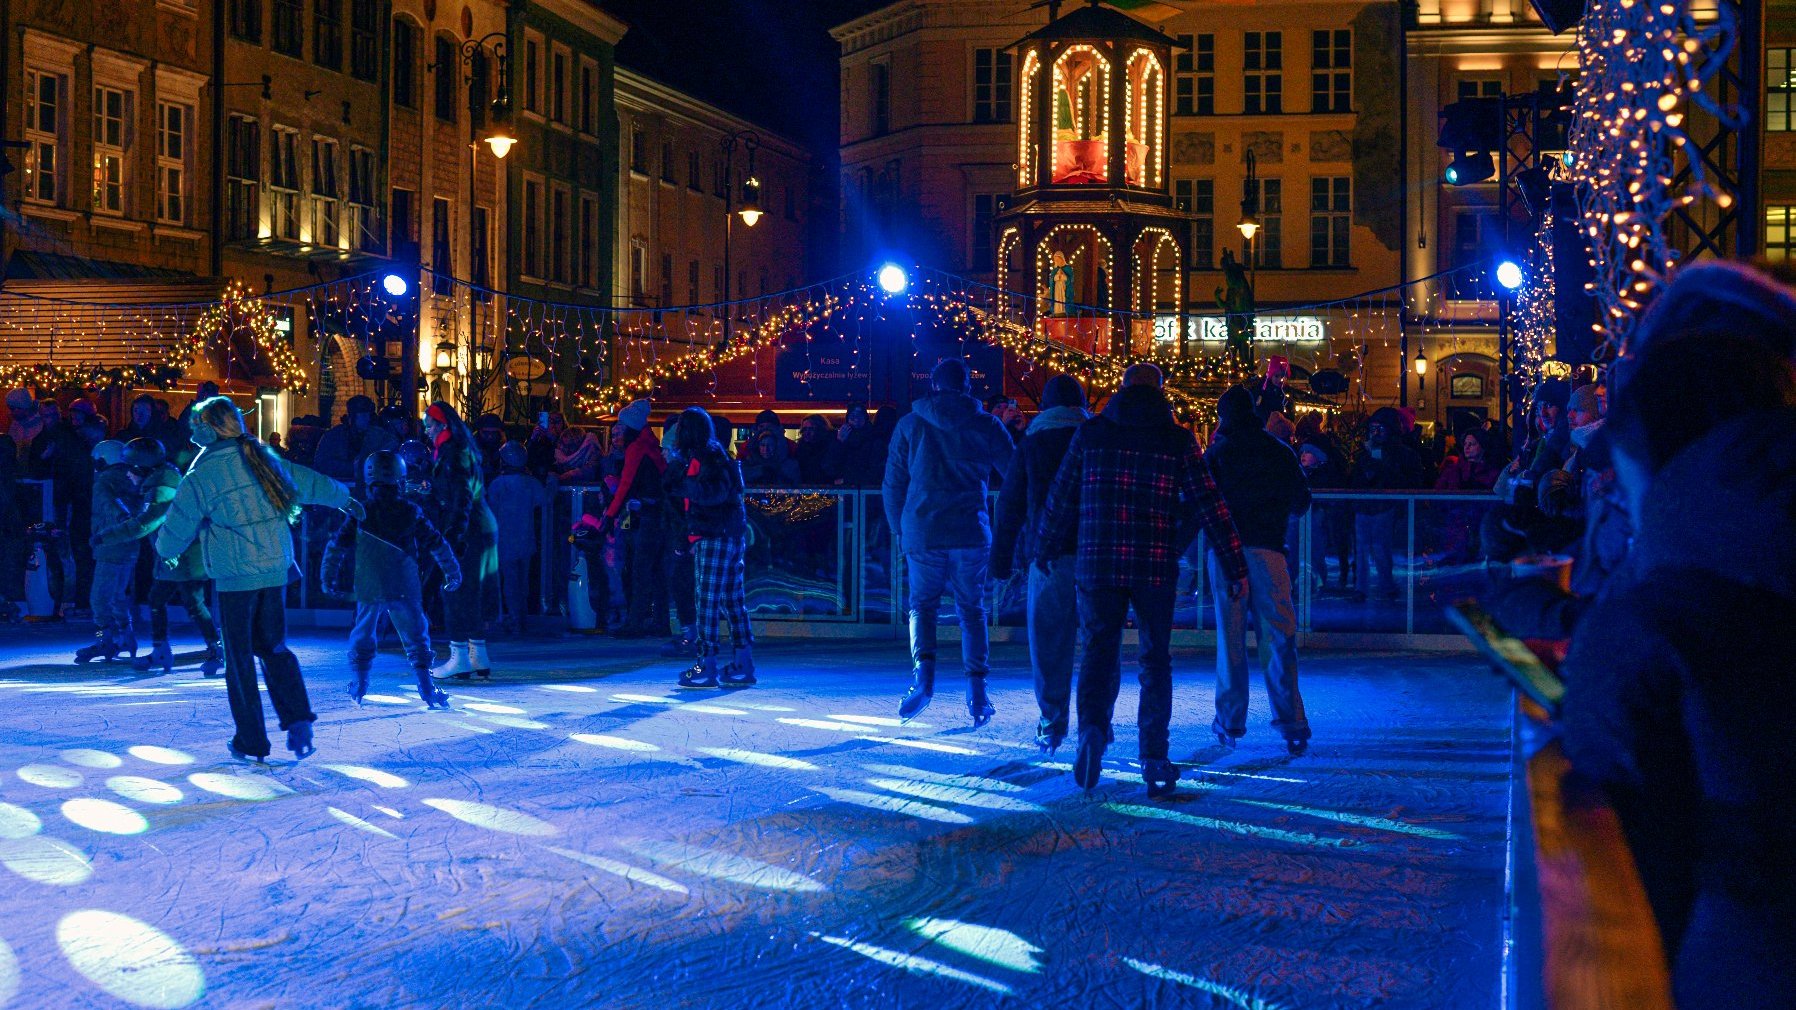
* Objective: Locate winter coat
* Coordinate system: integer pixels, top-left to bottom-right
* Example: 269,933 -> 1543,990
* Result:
555,433 -> 604,482
1560,408 -> 1796,1008
93,464 -> 205,581
740,444 -> 801,487
430,432 -> 497,549
671,445 -> 748,540
487,471 -> 554,563
321,490 -> 460,603
882,391 -> 1014,554
1037,384 -> 1249,588
795,438 -> 831,485
29,422 -> 93,510
1204,420 -> 1311,554
156,439 -> 352,592
89,467 -> 143,564
1434,457 -> 1504,490
1350,440 -> 1423,515
826,424 -> 885,487
311,421 -> 397,483
603,433 -> 666,520
990,405 -> 1088,578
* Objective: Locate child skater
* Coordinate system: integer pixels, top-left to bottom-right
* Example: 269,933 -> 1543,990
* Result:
668,407 -> 756,689
76,440 -> 140,663
322,450 -> 461,709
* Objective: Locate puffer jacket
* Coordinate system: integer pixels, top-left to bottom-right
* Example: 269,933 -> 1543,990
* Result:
93,464 -> 205,581
990,405 -> 1088,578
1204,401 -> 1311,553
670,444 -> 747,540
881,391 -> 1014,553
431,432 -> 497,549
90,466 -> 143,564
321,488 -> 460,603
156,438 -> 352,592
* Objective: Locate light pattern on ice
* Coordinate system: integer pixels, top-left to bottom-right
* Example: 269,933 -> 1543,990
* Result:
0,803 -> 41,840
57,910 -> 205,1009
321,764 -> 408,789
106,777 -> 184,805
857,736 -> 982,756
1228,799 -> 1463,840
627,841 -> 827,892
695,748 -> 819,771
17,764 -> 83,788
126,746 -> 194,766
421,798 -> 558,836
812,933 -> 1012,994
812,787 -> 973,825
862,764 -> 1024,793
59,749 -> 122,769
60,799 -> 148,835
328,807 -> 399,839
904,917 -> 1045,974
865,779 -> 1045,813
460,702 -> 526,715
547,847 -> 690,895
0,836 -> 93,885
1123,957 -> 1286,1009
570,734 -> 659,753
186,773 -> 288,802
1107,803 -> 1354,848
0,936 -> 17,1005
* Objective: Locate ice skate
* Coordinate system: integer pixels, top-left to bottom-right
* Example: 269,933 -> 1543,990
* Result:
134,641 -> 174,675
1035,719 -> 1065,755
74,633 -> 123,664
431,641 -> 476,680
1073,727 -> 1108,792
227,741 -> 265,764
719,647 -> 758,688
965,677 -> 995,729
898,659 -> 935,722
679,656 -> 720,689
469,640 -> 493,679
1215,729 -> 1239,750
1286,738 -> 1309,757
200,643 -> 224,678
286,719 -> 315,760
348,668 -> 370,706
1142,759 -> 1181,799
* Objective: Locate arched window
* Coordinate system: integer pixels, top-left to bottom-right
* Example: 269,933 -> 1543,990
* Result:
1050,46 -> 1111,185
1125,49 -> 1165,188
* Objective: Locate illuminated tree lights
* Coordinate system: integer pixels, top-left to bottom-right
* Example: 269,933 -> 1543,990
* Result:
169,281 -> 311,393
1513,208 -> 1557,383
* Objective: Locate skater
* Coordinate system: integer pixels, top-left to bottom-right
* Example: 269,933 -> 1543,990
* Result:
1037,364 -> 1250,797
487,441 -> 553,635
424,402 -> 500,681
1205,385 -> 1312,755
157,396 -> 359,762
601,400 -> 669,639
666,407 -> 756,689
322,450 -> 460,708
93,438 -> 222,676
77,440 -> 139,663
657,411 -> 700,657
883,358 -> 1015,727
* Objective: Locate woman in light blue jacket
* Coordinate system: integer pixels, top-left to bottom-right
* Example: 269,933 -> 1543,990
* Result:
157,397 -> 359,761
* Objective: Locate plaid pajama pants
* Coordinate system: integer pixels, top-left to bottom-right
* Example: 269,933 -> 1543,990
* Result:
692,535 -> 752,658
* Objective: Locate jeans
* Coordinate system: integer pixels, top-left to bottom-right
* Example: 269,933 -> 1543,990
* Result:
218,585 -> 313,758
624,510 -> 669,632
1354,510 -> 1398,597
444,522 -> 497,642
498,556 -> 531,625
89,559 -> 134,639
349,598 -> 432,683
905,547 -> 990,678
1076,583 -> 1177,761
1027,556 -> 1079,734
148,579 -> 217,647
1210,548 -> 1309,742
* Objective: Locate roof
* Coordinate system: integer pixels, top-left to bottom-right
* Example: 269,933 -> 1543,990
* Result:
3,251 -> 200,283
1013,2 -> 1181,50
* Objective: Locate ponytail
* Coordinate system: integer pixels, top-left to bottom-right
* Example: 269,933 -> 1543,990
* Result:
196,396 -> 301,522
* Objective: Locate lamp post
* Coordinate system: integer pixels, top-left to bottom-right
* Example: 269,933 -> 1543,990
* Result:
1237,147 -> 1261,338
457,32 -> 514,415
720,129 -> 763,348
1413,346 -> 1428,411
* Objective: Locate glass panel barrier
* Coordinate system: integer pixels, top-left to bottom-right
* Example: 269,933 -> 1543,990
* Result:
743,489 -> 851,619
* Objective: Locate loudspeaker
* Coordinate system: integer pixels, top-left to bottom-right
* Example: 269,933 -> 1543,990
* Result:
1530,0 -> 1587,35
1549,183 -> 1597,365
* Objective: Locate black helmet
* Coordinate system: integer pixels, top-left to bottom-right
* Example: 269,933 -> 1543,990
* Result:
363,449 -> 406,487
123,437 -> 166,470
498,441 -> 527,469
397,439 -> 432,474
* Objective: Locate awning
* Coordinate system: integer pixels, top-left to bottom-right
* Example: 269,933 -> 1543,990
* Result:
0,253 -> 220,369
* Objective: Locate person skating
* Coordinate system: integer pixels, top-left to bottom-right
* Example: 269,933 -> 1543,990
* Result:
322,451 -> 461,708
93,438 -> 223,676
487,442 -> 553,635
883,358 -> 1016,726
157,396 -> 359,762
989,374 -> 1090,753
424,402 -> 501,681
601,400 -> 670,639
1037,364 -> 1250,797
76,440 -> 140,663
1205,385 -> 1313,755
665,408 -> 756,688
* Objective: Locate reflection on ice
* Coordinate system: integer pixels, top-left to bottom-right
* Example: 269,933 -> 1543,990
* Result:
696,748 -> 819,771
829,714 -> 924,728
570,733 -> 659,753
17,764 -> 84,788
475,715 -> 552,730
321,764 -> 409,789
547,846 -> 690,895
866,779 -> 1044,813
60,798 -> 149,835
57,909 -> 206,1009
0,802 -> 43,839
679,704 -> 750,716
858,736 -> 981,756
359,694 -> 415,706
0,835 -> 94,885
106,777 -> 184,805
328,807 -> 399,840
460,702 -> 526,715
60,749 -> 122,769
127,746 -> 195,766
1228,799 -> 1462,840
186,773 -> 290,802
904,917 -> 1045,974
811,933 -> 1012,995
610,694 -> 681,705
776,717 -> 866,732
1106,803 -> 1353,848
812,787 -> 973,825
372,806 -> 404,819
625,840 -> 827,892
537,684 -> 599,693
862,764 -> 1024,793
1123,956 -> 1287,1009
421,798 -> 559,836
740,703 -> 797,712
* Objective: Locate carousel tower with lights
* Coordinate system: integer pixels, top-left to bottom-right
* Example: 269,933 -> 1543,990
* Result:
994,0 -> 1191,359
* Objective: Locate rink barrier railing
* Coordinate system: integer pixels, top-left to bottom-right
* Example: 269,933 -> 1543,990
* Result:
284,488 -> 1502,642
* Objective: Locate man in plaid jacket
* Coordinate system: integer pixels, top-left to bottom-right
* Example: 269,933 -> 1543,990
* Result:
1037,364 -> 1250,797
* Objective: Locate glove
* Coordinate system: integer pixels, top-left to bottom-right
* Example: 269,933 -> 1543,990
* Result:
443,575 -> 462,593
343,498 -> 366,521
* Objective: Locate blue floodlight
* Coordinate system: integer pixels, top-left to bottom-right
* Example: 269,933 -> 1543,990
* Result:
381,273 -> 409,298
876,263 -> 909,296
1495,259 -> 1526,291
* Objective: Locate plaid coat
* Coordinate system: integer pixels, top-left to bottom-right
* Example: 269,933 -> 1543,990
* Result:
1037,384 -> 1248,589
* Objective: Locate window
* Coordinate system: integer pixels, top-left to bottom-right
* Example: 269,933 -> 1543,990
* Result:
688,150 -> 702,190
312,137 -> 340,247
1247,177 -> 1281,268
156,102 -> 189,225
1174,34 -> 1214,116
1309,176 -> 1350,267
1175,178 -> 1215,268
468,50 -> 489,129
522,178 -> 542,277
579,195 -> 599,288
434,37 -> 458,121
313,0 -> 341,70
350,0 -> 379,81
91,85 -> 131,215
870,61 -> 891,136
1450,374 -> 1486,399
630,127 -> 648,173
630,238 -> 647,302
272,0 -> 302,57
713,156 -> 727,197
661,140 -> 675,183
269,128 -> 301,240
23,69 -> 63,204
1769,49 -> 1795,131
347,146 -> 376,250
230,0 -> 262,42
973,48 -> 1012,123
1244,31 -> 1282,115
431,197 -> 452,293
1312,30 -> 1351,113
392,19 -> 418,107
660,253 -> 674,306
225,114 -> 260,239
971,193 -> 997,271
1451,209 -> 1495,283
1457,79 -> 1502,101
551,187 -> 570,283
713,264 -> 725,302
390,187 -> 416,254
551,50 -> 567,122
580,62 -> 596,133
1765,205 -> 1796,261
471,206 -> 491,292
688,259 -> 700,305
522,38 -> 539,114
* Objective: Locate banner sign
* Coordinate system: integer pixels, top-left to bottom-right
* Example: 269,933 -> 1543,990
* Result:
1152,314 -> 1328,345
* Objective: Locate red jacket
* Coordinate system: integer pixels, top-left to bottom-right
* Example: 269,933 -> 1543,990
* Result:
604,435 -> 667,518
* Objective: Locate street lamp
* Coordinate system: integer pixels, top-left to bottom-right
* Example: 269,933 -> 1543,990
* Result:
454,31 -> 513,414
1414,348 -> 1429,409
1237,148 -> 1261,242
720,129 -> 763,346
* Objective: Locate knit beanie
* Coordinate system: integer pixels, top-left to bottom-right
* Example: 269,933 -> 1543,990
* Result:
1265,410 -> 1296,443
1535,378 -> 1572,411
1217,385 -> 1258,430
1567,383 -> 1602,417
1040,374 -> 1087,411
618,400 -> 651,431
1299,443 -> 1328,463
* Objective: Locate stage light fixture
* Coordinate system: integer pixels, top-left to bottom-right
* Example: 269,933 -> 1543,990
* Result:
1444,151 -> 1496,186
877,263 -> 909,295
1496,259 -> 1526,291
1529,0 -> 1588,35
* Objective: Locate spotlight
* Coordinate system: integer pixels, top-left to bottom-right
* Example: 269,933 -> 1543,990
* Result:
1444,151 -> 1496,186
1530,0 -> 1588,35
877,263 -> 909,295
381,273 -> 409,298
1496,259 -> 1526,291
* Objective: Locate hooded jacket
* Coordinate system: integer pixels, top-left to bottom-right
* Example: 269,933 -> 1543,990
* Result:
1037,384 -> 1249,588
882,391 -> 1014,553
93,464 -> 205,581
1204,389 -> 1311,553
990,405 -> 1089,577
89,466 -> 143,565
1560,409 -> 1796,1005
